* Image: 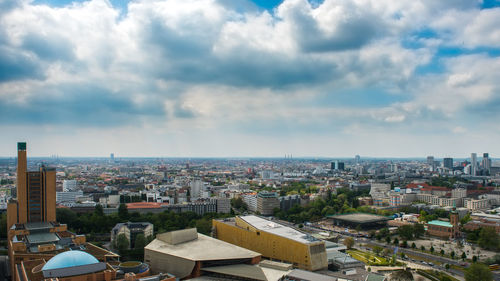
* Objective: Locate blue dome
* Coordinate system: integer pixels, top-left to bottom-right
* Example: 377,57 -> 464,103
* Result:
43,250 -> 99,270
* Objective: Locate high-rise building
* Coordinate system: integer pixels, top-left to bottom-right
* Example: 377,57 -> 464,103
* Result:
471,153 -> 477,176
7,142 -> 119,279
7,142 -> 56,228
427,156 -> 434,165
110,153 -> 115,163
443,158 -> 453,170
354,155 -> 360,164
482,153 -> 491,174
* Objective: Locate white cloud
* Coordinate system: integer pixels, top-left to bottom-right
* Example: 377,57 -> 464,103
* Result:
0,0 -> 499,156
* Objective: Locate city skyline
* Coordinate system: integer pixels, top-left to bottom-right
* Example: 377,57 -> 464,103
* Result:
1,0 -> 500,157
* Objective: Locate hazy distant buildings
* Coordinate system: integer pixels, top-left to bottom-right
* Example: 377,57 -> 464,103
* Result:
331,161 -> 345,171
471,153 -> 477,176
482,153 -> 492,174
354,155 -> 360,164
443,158 -> 453,170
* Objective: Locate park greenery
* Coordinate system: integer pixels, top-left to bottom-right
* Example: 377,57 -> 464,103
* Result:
56,204 -> 231,238
273,188 -> 394,224
464,263 -> 493,281
463,226 -> 500,251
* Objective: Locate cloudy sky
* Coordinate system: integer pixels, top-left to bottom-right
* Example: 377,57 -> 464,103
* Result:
1,0 -> 500,157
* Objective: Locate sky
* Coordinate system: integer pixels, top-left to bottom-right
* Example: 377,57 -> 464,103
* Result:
1,0 -> 500,158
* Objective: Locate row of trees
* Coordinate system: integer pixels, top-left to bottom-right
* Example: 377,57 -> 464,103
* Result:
56,204 -> 231,237
397,224 -> 425,240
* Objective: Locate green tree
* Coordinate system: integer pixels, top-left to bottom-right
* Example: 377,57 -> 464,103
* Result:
413,223 -> 425,238
195,218 -> 212,235
343,237 -> 355,249
134,233 -> 146,249
478,227 -> 500,250
465,263 -> 493,281
398,225 -> 414,240
440,249 -> 445,256
462,252 -> 467,260
94,204 -> 104,216
115,233 -> 129,253
118,204 -> 129,221
430,246 -> 435,253
472,256 -> 478,262
451,251 -> 455,259
421,245 -> 425,251
393,238 -> 399,245
411,242 -> 416,249
386,236 -> 391,244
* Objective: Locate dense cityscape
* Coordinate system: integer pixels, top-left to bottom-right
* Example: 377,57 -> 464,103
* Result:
0,143 -> 500,281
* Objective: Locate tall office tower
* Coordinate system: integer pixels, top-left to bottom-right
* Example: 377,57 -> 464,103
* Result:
443,158 -> 453,169
338,162 -> 345,170
355,155 -> 360,164
110,153 -> 115,163
427,156 -> 434,165
471,153 -> 477,176
330,161 -> 335,170
427,156 -> 435,171
482,153 -> 491,174
7,142 -> 56,229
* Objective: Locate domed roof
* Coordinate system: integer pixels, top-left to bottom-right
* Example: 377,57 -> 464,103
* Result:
42,250 -> 99,271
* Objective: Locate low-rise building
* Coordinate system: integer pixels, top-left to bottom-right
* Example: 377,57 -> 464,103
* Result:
257,191 -> 280,216
426,212 -> 459,239
144,228 -> 261,279
464,198 -> 489,211
111,222 -> 153,248
213,215 -> 328,271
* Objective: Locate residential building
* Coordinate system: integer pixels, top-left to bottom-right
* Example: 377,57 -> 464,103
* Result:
257,191 -> 280,216
464,198 -> 489,211
62,180 -> 77,192
279,195 -> 301,212
56,191 -> 84,203
213,215 -> 328,271
111,222 -> 153,248
242,193 -> 258,212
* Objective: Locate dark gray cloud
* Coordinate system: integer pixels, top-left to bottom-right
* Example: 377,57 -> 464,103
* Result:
280,1 -> 382,53
22,33 -> 75,61
0,84 -> 166,126
0,46 -> 45,82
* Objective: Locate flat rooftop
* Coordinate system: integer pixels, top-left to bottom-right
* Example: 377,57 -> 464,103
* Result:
328,213 -> 390,224
239,215 -> 321,244
428,220 -> 453,227
145,232 -> 260,261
